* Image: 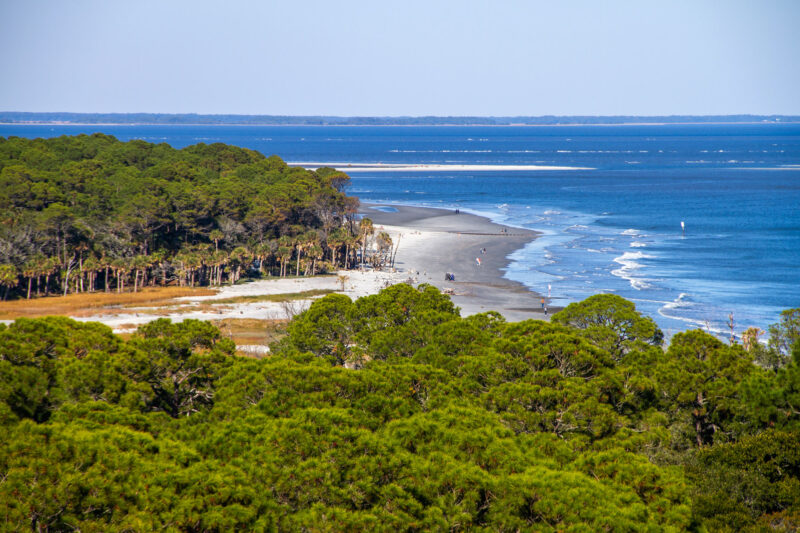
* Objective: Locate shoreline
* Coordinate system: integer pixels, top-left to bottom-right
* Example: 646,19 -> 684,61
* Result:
361,203 -> 557,321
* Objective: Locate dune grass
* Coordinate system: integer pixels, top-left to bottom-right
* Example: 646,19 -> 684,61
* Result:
0,286 -> 218,320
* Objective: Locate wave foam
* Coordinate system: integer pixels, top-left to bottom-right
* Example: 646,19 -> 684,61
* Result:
611,251 -> 654,290
661,293 -> 693,311
657,294 -> 727,335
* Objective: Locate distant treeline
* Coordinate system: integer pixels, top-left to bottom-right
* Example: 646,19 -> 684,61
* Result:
2,112 -> 799,125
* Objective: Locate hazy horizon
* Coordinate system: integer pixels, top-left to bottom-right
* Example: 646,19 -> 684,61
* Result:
2,1 -> 799,116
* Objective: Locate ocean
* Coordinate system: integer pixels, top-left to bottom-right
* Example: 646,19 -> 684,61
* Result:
2,123 -> 799,338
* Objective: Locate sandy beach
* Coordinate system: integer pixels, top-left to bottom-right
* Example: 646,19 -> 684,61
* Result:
2,204 -> 553,335
362,204 -> 554,321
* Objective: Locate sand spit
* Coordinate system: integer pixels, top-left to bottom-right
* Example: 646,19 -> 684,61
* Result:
291,162 -> 593,171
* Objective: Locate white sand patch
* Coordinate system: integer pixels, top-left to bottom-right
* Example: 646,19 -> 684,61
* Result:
290,162 -> 593,171
67,268 -> 417,333
237,345 -> 271,355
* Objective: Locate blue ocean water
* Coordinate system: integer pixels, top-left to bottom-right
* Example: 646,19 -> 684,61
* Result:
2,123 -> 799,338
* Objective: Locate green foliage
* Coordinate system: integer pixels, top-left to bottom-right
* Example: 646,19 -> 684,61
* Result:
658,330 -> 754,447
0,290 -> 796,530
740,342 -> 800,432
279,283 -> 459,364
688,430 -> 800,531
0,134 -> 356,297
552,293 -> 664,359
769,307 -> 800,365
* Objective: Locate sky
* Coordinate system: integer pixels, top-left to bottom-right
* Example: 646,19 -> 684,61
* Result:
1,0 -> 799,116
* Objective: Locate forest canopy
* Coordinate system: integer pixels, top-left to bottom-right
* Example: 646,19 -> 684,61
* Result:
1,288 -> 799,531
0,134 -> 364,299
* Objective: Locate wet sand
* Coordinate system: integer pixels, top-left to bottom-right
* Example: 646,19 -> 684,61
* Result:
362,204 -> 558,321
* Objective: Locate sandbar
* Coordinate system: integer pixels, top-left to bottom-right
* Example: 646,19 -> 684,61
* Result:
291,162 -> 593,171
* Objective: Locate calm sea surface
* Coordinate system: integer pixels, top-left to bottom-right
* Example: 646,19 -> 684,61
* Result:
3,123 -> 799,338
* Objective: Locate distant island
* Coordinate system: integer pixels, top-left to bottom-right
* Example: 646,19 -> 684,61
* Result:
1,111 -> 799,126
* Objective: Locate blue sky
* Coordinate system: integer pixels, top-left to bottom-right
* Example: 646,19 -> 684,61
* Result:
1,0 -> 798,115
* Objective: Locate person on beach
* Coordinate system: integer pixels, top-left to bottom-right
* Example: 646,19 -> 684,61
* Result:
476,257 -> 481,266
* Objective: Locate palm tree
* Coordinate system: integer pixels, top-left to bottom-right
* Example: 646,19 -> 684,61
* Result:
277,236 -> 294,278
308,242 -> 324,275
42,257 -> 58,296
97,253 -> 112,292
208,250 -> 227,285
174,252 -> 189,287
326,228 -> 345,269
209,229 -> 224,252
186,253 -> 204,288
228,246 -> 250,284
32,255 -> 49,297
82,256 -> 100,292
132,255 -> 150,292
343,233 -> 358,270
22,258 -> 39,299
0,264 -> 19,301
149,250 -> 167,287
254,241 -> 275,276
300,231 -> 318,276
111,258 -> 129,293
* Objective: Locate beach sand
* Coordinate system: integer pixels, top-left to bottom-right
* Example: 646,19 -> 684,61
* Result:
362,204 -> 556,321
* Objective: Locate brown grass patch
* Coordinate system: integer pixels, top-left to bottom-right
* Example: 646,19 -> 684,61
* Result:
209,318 -> 288,357
0,286 -> 218,320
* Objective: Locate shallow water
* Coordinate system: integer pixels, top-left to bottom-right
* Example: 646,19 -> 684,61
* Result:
3,123 -> 799,337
